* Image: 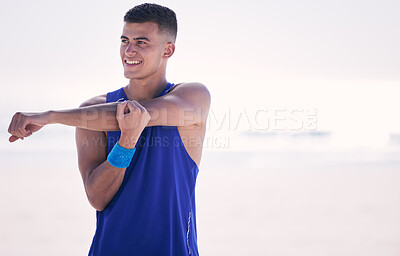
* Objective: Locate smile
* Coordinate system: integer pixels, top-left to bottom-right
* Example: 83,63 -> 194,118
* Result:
125,60 -> 143,65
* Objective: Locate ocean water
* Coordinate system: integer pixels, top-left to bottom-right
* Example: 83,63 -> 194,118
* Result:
1,127 -> 400,255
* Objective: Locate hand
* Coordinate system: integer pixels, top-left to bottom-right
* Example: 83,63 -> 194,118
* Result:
116,100 -> 150,148
8,111 -> 50,143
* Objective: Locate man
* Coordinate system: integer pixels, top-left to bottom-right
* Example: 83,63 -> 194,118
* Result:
8,3 -> 210,255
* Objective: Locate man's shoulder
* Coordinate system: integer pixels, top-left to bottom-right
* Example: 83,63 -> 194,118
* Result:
169,82 -> 210,102
170,82 -> 208,92
79,94 -> 107,108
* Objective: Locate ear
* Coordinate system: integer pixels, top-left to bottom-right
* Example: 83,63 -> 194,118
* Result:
163,42 -> 175,59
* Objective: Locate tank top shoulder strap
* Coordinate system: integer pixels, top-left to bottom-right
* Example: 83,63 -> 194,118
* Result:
158,82 -> 175,97
106,87 -> 126,103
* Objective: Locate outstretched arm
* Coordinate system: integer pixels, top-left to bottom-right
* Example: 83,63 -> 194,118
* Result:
8,82 -> 210,142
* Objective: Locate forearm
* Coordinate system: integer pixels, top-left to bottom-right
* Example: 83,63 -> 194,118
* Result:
83,134 -> 137,211
48,102 -> 120,131
85,160 -> 126,211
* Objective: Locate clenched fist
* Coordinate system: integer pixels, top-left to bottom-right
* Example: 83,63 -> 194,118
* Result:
8,112 -> 49,142
116,100 -> 151,149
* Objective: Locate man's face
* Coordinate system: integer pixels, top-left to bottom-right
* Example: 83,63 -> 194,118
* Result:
120,22 -> 173,80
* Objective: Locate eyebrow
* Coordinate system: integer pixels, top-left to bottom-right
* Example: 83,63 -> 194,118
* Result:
120,36 -> 151,42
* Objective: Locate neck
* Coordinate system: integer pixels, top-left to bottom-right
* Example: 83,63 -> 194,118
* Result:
124,74 -> 168,101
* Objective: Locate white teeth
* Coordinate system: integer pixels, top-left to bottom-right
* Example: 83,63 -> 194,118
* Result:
126,60 -> 141,64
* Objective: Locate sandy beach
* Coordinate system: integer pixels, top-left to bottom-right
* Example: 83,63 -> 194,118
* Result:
1,130 -> 400,256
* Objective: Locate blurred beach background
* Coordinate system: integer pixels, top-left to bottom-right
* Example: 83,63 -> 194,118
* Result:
1,0 -> 400,255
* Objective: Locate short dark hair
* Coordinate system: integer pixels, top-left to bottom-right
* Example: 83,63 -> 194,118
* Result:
124,3 -> 177,42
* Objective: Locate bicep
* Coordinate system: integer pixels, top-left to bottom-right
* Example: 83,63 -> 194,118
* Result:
142,82 -> 211,127
75,127 -> 107,184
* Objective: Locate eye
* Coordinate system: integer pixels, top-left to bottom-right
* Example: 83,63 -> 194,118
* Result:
121,39 -> 129,44
137,41 -> 147,45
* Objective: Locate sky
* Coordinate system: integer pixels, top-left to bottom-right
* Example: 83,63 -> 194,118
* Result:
1,0 -> 399,147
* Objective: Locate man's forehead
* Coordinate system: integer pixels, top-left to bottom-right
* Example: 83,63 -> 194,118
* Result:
122,22 -> 160,36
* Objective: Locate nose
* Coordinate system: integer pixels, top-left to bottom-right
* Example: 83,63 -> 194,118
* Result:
125,43 -> 137,57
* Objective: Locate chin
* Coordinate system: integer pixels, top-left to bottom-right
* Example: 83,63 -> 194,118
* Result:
124,72 -> 139,79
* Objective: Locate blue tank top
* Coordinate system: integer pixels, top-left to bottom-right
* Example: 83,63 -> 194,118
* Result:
88,83 -> 199,256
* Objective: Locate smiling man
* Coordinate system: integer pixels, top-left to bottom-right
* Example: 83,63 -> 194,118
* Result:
7,3 -> 210,256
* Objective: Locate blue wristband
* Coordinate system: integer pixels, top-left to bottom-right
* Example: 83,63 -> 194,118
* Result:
107,141 -> 136,168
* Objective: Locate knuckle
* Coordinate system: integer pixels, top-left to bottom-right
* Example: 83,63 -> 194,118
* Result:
142,112 -> 150,120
